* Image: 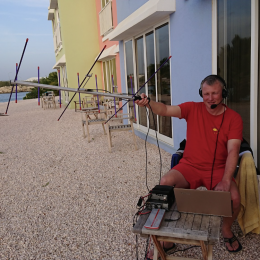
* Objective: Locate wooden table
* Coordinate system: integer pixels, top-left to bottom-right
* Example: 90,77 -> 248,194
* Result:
132,203 -> 221,260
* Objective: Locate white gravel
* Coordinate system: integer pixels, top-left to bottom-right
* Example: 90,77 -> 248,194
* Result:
0,99 -> 259,260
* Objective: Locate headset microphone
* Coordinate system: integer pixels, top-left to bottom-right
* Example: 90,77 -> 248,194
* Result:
210,99 -> 223,109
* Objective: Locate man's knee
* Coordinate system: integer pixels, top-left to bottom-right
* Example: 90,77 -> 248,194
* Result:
232,193 -> 241,210
160,174 -> 172,186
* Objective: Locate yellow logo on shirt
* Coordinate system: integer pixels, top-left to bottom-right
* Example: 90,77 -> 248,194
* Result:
213,128 -> 218,134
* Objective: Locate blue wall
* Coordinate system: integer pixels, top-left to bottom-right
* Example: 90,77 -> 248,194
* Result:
116,0 -> 149,23
118,0 -> 213,153
170,0 -> 212,148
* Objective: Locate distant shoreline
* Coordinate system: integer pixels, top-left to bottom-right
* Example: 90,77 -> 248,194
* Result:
0,85 -> 33,94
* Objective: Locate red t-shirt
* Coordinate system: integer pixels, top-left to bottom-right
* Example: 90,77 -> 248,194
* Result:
178,102 -> 243,171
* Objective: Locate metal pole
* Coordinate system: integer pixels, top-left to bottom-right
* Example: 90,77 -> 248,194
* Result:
15,63 -> 18,103
57,45 -> 107,121
38,66 -> 40,106
77,73 -> 81,110
58,70 -> 61,108
112,75 -> 117,117
5,38 -> 29,114
130,76 -> 137,121
95,75 -> 100,113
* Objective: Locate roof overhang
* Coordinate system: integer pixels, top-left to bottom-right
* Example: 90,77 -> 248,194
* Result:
96,45 -> 119,61
108,0 -> 176,41
53,54 -> 66,69
49,0 -> 58,9
48,9 -> 55,20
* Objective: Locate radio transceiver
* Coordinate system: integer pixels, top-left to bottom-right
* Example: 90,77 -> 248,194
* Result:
145,185 -> 175,210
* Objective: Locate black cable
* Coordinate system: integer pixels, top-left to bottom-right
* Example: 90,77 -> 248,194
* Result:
144,107 -> 151,192
164,210 -> 181,222
169,245 -> 200,255
136,235 -> 139,260
147,102 -> 162,183
210,107 -> 226,190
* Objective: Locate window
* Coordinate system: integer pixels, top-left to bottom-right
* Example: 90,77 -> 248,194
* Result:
217,0 -> 251,142
101,0 -> 110,9
103,58 -> 117,93
125,22 -> 171,140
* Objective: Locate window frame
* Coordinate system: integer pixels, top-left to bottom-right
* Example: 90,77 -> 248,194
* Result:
124,18 -> 172,144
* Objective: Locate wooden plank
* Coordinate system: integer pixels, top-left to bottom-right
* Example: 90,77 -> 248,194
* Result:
200,241 -> 208,260
192,215 -> 202,231
157,236 -> 201,246
200,215 -> 210,232
163,210 -> 175,228
207,245 -> 213,260
184,213 -> 194,230
175,213 -> 187,229
142,227 -> 208,241
167,210 -> 181,229
152,235 -> 166,260
166,255 -> 200,260
132,210 -> 150,234
208,216 -> 221,243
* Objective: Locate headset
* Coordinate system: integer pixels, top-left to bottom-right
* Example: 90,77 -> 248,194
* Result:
199,74 -> 228,99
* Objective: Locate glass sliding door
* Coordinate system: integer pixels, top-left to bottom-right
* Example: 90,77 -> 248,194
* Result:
155,23 -> 171,138
103,58 -> 117,93
125,40 -> 136,117
145,31 -> 157,131
217,0 -> 251,142
124,22 -> 171,142
135,36 -> 147,127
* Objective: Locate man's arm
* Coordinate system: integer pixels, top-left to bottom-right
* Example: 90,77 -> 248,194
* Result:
135,93 -> 181,118
214,139 -> 241,191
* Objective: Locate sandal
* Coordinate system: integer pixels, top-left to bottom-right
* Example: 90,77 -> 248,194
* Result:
223,234 -> 242,253
163,242 -> 176,253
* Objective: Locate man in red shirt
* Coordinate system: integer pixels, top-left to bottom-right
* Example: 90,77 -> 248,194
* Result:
135,75 -> 243,254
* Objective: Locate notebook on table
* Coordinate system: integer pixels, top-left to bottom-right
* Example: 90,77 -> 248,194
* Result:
174,188 -> 232,217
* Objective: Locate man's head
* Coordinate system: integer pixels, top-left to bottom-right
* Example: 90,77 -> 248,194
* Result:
199,75 -> 227,111
199,75 -> 227,98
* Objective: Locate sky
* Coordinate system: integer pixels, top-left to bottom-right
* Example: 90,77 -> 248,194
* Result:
0,0 -> 56,81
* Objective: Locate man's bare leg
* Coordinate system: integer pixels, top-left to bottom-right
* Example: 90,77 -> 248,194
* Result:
146,169 -> 189,259
218,181 -> 241,251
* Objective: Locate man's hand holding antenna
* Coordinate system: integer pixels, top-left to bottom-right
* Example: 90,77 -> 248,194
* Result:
134,93 -> 150,107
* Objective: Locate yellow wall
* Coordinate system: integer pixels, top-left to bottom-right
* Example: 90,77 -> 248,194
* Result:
58,0 -> 102,108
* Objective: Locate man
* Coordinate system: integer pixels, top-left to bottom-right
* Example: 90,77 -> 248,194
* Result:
135,75 -> 243,254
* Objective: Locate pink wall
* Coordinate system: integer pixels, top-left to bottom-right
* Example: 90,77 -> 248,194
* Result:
95,0 -> 122,93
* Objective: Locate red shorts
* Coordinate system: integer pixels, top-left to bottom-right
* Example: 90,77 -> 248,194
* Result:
173,162 -> 226,190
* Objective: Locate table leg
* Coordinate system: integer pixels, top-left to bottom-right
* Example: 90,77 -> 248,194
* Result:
151,235 -> 166,260
200,241 -> 208,260
207,244 -> 213,260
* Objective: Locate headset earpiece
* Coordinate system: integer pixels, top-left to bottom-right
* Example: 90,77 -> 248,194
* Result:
199,75 -> 228,98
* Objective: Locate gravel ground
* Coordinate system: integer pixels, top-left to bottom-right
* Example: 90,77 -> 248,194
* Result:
0,99 -> 259,260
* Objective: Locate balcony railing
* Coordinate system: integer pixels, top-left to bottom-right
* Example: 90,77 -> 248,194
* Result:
54,22 -> 62,55
99,1 -> 113,36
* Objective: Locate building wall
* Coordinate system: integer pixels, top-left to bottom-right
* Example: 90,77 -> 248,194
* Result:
117,0 -> 213,153
116,0 -> 149,23
170,0 -> 213,149
58,0 -> 102,107
95,0 -> 121,93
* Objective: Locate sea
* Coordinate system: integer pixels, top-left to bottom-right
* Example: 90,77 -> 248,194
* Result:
0,92 -> 29,103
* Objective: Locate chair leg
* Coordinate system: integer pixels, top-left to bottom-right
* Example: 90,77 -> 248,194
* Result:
102,123 -> 106,135
106,125 -> 112,152
85,114 -> 91,143
131,121 -> 138,150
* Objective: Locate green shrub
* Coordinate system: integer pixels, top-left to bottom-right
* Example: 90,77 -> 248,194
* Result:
23,72 -> 59,100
